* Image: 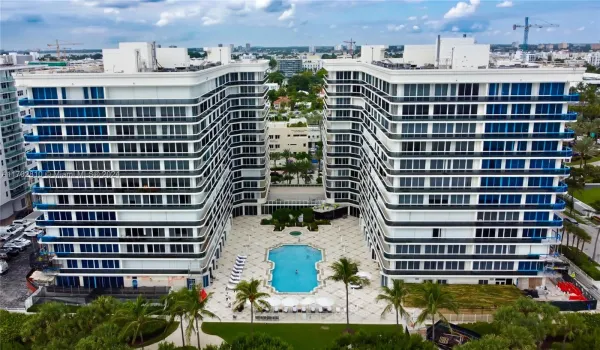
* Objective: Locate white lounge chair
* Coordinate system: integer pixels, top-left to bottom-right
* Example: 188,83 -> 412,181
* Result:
318,307 -> 324,313
233,266 -> 243,272
284,307 -> 289,313
301,306 -> 307,313
273,307 -> 278,313
326,306 -> 332,312
228,279 -> 240,284
237,255 -> 247,259
292,306 -> 297,313
335,307 -> 341,313
310,306 -> 316,313
235,259 -> 245,265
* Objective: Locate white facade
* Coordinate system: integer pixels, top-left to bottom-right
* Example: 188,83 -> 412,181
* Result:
0,65 -> 31,224
17,43 -> 270,288
302,59 -> 323,72
587,52 -> 600,67
322,43 -> 583,286
360,45 -> 387,64
404,37 -> 490,69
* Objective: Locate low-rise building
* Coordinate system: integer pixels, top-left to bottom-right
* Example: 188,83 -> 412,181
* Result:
268,117 -> 309,153
302,59 -> 323,72
273,96 -> 290,109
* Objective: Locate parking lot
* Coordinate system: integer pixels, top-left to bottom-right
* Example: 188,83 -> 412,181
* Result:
0,243 -> 33,309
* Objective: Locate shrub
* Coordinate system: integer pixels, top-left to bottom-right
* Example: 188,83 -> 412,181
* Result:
315,219 -> 330,225
316,176 -> 322,184
260,218 -> 271,225
302,208 -> 314,223
0,310 -> 30,344
562,246 -> 600,280
308,222 -> 318,231
273,208 -> 292,224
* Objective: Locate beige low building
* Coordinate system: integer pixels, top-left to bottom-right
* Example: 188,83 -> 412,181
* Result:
268,117 -> 310,154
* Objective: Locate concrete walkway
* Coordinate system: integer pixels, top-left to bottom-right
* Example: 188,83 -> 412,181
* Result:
146,319 -> 224,350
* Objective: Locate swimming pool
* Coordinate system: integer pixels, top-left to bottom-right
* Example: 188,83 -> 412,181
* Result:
268,245 -> 322,293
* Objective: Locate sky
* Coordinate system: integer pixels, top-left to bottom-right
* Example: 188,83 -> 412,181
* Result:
1,0 -> 599,50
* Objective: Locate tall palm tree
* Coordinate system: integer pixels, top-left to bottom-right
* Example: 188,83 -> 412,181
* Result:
413,282 -> 459,343
573,136 -> 597,167
163,288 -> 189,347
557,313 -> 587,350
281,149 -> 292,164
177,284 -> 219,350
270,152 -> 282,167
375,279 -> 410,329
113,295 -> 163,350
327,257 -> 370,327
233,279 -> 270,331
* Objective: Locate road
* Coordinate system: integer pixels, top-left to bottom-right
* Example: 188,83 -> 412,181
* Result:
560,212 -> 600,262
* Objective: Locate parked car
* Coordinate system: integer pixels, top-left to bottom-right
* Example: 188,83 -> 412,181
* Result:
563,217 -> 579,226
4,242 -> 27,252
0,260 -> 8,274
13,238 -> 31,247
0,248 -> 18,258
12,220 -> 27,226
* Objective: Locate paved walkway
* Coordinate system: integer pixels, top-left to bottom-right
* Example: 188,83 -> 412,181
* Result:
146,319 -> 224,349
204,216 -> 417,326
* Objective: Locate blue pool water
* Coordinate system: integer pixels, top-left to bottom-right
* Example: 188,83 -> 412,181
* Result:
268,245 -> 322,293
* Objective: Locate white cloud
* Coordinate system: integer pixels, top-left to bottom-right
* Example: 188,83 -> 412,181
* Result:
451,26 -> 459,32
278,3 -> 295,21
202,16 -> 222,26
496,1 -> 513,8
547,27 -> 555,32
103,8 -> 119,15
362,25 -> 369,29
71,0 -> 98,7
493,30 -> 501,35
254,0 -> 272,10
288,21 -> 294,28
412,25 -> 420,31
504,31 -> 511,35
470,23 -> 483,30
421,15 -> 428,20
293,27 -> 298,33
71,26 -> 107,34
387,24 -> 405,32
329,24 -> 336,29
444,0 -> 480,19
156,9 -> 189,27
577,26 -> 585,31
408,16 -> 417,20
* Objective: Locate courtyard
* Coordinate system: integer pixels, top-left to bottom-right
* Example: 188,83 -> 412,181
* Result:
205,215 -> 404,325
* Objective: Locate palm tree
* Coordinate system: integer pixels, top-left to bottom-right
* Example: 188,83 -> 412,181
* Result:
573,136 -> 597,167
270,152 -> 282,167
233,279 -> 270,330
281,149 -> 292,164
413,282 -> 459,342
113,295 -> 163,350
295,160 -> 312,184
327,257 -> 370,327
177,285 -> 219,350
163,288 -> 188,347
375,279 -> 410,329
565,173 -> 585,215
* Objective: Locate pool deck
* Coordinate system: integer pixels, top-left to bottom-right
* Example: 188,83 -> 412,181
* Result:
205,216 -> 416,325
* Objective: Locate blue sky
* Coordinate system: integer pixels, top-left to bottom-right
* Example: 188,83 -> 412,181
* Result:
1,0 -> 599,50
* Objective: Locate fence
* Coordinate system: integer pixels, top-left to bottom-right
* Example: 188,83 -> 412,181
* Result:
442,313 -> 494,324
559,255 -> 600,301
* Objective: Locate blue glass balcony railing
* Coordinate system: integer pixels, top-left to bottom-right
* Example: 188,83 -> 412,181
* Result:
34,202 -> 56,210
32,185 -> 51,194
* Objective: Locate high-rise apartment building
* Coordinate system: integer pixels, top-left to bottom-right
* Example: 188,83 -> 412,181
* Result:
1,62 -> 31,224
322,40 -> 583,287
18,43 -> 269,289
278,59 -> 303,78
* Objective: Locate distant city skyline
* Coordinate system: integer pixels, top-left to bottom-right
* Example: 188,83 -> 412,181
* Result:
1,0 -> 599,50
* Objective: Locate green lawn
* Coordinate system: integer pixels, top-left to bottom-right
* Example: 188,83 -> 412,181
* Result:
573,187 -> 600,205
201,323 -> 398,350
404,284 -> 522,310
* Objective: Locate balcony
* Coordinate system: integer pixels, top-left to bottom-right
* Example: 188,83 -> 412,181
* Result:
3,137 -> 24,148
0,107 -> 20,117
4,147 -> 25,159
9,178 -> 28,190
0,76 -> 14,83
1,87 -> 16,93
0,117 -> 20,127
10,186 -> 29,198
0,97 -> 17,105
6,157 -> 26,169
2,127 -> 23,138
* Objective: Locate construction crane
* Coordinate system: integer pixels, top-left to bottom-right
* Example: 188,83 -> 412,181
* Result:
47,40 -> 83,60
513,17 -> 559,62
344,38 -> 356,57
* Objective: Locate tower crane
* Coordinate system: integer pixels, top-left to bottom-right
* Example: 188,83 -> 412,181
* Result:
343,38 -> 356,57
512,17 -> 559,63
47,40 -> 83,59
